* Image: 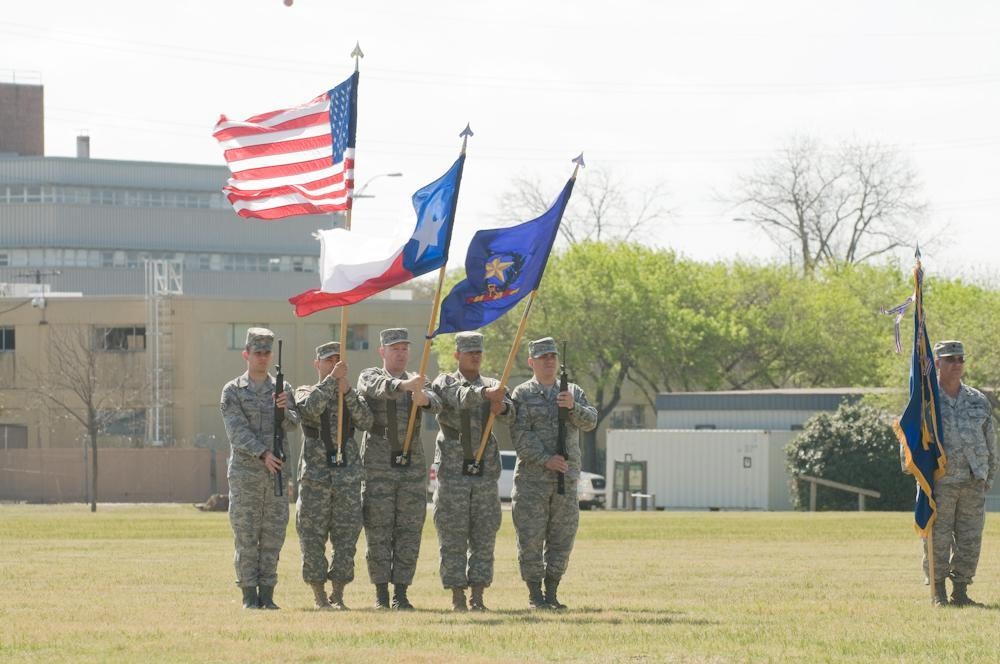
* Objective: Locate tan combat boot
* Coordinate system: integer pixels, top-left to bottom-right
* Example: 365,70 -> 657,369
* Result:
310,582 -> 332,610
328,581 -> 349,611
451,587 -> 468,612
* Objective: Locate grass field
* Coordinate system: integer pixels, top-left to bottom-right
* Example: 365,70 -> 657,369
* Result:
1,505 -> 998,663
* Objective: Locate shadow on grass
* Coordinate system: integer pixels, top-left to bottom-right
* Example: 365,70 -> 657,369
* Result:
421,607 -> 715,627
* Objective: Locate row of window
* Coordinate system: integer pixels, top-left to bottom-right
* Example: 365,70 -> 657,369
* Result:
0,249 -> 318,273
0,185 -> 229,210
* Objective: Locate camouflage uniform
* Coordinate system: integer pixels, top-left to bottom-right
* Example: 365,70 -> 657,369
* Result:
431,340 -> 513,591
294,350 -> 373,589
358,355 -> 442,587
923,379 -> 997,587
510,338 -> 597,588
220,329 -> 299,593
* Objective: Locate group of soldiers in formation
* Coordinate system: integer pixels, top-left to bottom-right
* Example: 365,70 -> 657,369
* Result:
220,326 -> 597,612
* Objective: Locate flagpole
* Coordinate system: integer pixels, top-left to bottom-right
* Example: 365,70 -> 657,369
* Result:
470,153 -> 585,464
399,126 -> 473,458
334,42 -> 365,465
914,251 -> 938,603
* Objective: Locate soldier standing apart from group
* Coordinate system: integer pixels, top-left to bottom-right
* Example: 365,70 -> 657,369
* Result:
358,328 -> 442,610
431,332 -> 513,611
294,341 -> 373,610
925,340 -> 997,607
510,337 -> 597,610
220,328 -> 299,609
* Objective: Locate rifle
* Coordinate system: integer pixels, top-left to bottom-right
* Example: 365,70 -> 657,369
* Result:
556,341 -> 569,495
273,339 -> 286,497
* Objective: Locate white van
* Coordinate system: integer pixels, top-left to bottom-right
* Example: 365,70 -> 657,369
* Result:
499,450 -> 606,509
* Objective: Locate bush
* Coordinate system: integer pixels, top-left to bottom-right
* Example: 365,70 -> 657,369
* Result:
786,402 -> 914,510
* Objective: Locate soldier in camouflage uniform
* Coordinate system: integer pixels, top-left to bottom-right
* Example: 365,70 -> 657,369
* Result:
357,328 -> 443,610
924,340 -> 998,607
510,337 -> 597,610
294,341 -> 373,610
431,332 -> 513,612
220,327 -> 299,610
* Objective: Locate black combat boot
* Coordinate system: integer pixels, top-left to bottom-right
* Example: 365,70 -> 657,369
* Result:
310,582 -> 331,610
392,583 -> 415,610
527,581 -> 550,610
241,586 -> 259,609
258,585 -> 280,610
544,575 -> 567,610
374,583 -> 391,610
451,587 -> 468,612
469,585 -> 489,612
950,581 -> 984,607
328,581 -> 349,611
932,580 -> 948,607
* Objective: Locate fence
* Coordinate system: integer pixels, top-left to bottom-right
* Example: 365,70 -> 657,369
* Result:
0,448 -> 228,503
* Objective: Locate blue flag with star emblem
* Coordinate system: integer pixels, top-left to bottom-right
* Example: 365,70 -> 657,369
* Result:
434,178 -> 574,335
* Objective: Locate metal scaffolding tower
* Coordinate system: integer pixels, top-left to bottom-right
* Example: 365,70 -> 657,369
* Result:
144,260 -> 182,446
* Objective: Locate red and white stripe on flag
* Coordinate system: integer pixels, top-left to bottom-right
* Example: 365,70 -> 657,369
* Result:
213,92 -> 353,220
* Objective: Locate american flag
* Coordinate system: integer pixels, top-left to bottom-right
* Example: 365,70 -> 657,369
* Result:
213,72 -> 358,220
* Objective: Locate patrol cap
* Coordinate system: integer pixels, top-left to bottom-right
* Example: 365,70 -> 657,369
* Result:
379,328 -> 410,347
528,336 -> 558,358
315,341 -> 341,359
245,327 -> 275,352
934,340 -> 965,358
455,332 -> 484,353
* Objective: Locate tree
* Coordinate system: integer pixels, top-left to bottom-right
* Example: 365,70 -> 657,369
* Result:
786,402 -> 914,510
495,166 -> 670,246
733,136 -> 928,275
30,325 -> 148,512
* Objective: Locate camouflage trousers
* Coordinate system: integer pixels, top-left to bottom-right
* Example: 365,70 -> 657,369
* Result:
296,477 -> 363,585
432,478 -> 502,589
362,472 -> 427,585
512,477 -> 579,582
228,470 -> 289,588
923,478 -> 987,584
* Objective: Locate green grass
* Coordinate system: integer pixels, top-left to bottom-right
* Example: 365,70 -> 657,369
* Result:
1,505 -> 997,662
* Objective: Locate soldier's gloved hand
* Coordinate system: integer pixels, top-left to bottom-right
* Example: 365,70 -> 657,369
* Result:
556,391 -> 575,410
484,385 -> 506,404
545,454 -> 569,474
274,390 -> 289,410
412,389 -> 430,408
261,450 -> 283,475
330,360 -> 348,380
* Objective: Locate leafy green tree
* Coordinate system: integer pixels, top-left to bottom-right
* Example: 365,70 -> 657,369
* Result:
786,402 -> 914,510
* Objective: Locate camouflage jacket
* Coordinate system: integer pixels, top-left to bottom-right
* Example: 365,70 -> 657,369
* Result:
357,366 -> 442,478
938,382 -> 998,489
220,371 -> 299,475
294,375 -> 373,483
510,377 -> 597,482
431,369 -> 513,481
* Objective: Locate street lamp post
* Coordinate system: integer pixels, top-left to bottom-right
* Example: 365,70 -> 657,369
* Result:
354,172 -> 403,199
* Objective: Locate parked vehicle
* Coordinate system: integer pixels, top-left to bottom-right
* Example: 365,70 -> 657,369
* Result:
499,450 -> 605,509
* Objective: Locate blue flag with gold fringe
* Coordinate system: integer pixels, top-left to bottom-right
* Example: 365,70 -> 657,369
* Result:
889,258 -> 947,535
433,178 -> 574,335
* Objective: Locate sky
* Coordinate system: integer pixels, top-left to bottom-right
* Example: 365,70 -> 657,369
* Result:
2,1 -> 998,281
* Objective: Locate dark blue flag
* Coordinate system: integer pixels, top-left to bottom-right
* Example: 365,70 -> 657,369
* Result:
434,178 -> 574,335
892,262 -> 946,535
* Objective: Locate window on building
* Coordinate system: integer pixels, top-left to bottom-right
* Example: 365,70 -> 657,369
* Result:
0,252 -> 8,267
229,323 -> 269,351
330,324 -> 370,351
790,424 -> 804,431
0,327 -> 15,351
610,405 -> 645,429
99,409 -> 146,437
95,326 -> 146,352
694,424 -> 717,431
101,251 -> 115,268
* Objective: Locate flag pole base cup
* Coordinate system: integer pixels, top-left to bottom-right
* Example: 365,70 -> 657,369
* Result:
326,453 -> 348,468
462,460 -> 484,477
391,452 -> 412,468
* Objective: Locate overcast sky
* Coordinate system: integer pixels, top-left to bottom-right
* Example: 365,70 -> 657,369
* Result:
2,1 -> 997,280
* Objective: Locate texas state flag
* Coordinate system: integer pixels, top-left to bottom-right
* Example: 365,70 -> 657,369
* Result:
289,155 -> 464,316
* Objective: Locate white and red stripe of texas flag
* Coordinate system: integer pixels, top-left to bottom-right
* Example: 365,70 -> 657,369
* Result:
213,73 -> 357,220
